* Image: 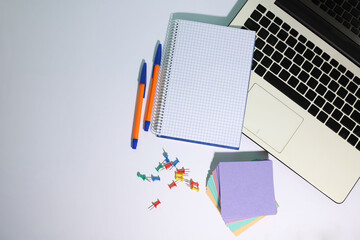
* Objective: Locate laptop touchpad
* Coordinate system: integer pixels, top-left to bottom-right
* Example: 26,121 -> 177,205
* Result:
244,84 -> 303,153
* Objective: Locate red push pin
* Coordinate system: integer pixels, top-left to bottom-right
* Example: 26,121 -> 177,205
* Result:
164,162 -> 173,170
168,180 -> 177,189
148,199 -> 161,210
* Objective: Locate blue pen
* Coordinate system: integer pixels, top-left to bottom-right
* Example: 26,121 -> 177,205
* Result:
132,62 -> 147,149
144,44 -> 162,131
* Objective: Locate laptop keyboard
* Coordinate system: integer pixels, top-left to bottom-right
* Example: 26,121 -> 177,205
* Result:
243,4 -> 360,151
311,0 -> 360,36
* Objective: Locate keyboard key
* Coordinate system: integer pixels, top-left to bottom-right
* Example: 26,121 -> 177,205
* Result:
290,64 -> 301,76
324,90 -> 336,102
354,76 -> 360,85
342,103 -> 353,115
297,82 -> 308,94
354,126 -> 360,138
339,128 -> 350,139
338,64 -> 346,73
255,65 -> 266,77
304,49 -> 315,60
345,93 -> 356,105
317,111 -> 328,123
332,109 -> 343,121
295,42 -> 306,54
263,45 -> 274,56
267,35 -> 278,46
347,82 -> 357,93
274,17 -> 283,25
266,11 -> 275,19
315,84 -> 327,95
339,75 -> 350,87
263,71 -> 310,109
356,88 -> 360,98
271,50 -> 283,62
320,62 -> 332,73
285,48 -> 296,59
290,29 -> 298,37
255,38 -> 266,49
307,77 -> 318,89
275,41 -> 287,52
257,4 -> 266,13
328,80 -> 339,91
312,56 -> 323,67
355,100 -> 360,111
306,40 -> 315,49
279,70 -> 291,81
303,61 -> 313,72
294,54 -> 305,65
334,97 -> 345,108
305,89 -> 317,101
321,52 -> 330,61
288,76 -> 299,87
298,35 -> 307,43
314,96 -> 326,108
286,36 -> 297,47
346,70 -> 354,79
310,67 -> 322,79
253,49 -> 264,61
270,62 -> 281,74
326,117 -> 341,133
341,115 -> 356,130
259,28 -> 270,39
337,86 -> 347,98
282,22 -> 291,31
280,57 -> 292,69
261,56 -> 272,68
330,69 -> 341,80
330,59 -> 339,67
347,134 -> 358,146
260,16 -> 271,28
309,105 -> 320,116
269,23 -> 280,34
244,18 -> 260,32
314,46 -> 323,55
323,102 -> 335,114
298,71 -> 309,82
277,29 -> 288,41
250,10 -> 262,21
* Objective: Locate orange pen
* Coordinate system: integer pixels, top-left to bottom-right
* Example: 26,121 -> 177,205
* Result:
144,43 -> 161,131
132,62 -> 146,149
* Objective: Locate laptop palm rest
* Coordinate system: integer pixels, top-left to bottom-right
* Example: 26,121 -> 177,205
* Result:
244,84 -> 303,153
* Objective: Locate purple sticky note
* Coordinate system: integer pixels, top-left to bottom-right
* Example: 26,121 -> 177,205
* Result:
219,160 -> 277,223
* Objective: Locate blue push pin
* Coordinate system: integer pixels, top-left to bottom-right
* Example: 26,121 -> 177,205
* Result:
172,158 -> 180,167
151,175 -> 160,182
163,148 -> 170,163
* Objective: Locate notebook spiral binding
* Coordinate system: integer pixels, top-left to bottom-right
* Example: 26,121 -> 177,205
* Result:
151,18 -> 179,135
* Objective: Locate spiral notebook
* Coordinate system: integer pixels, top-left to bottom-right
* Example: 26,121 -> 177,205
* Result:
151,17 -> 256,149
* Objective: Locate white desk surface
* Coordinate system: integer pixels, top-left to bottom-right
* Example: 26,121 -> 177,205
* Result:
0,0 -> 359,239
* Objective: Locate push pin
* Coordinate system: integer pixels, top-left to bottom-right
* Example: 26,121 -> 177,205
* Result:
155,162 -> 165,172
175,174 -> 188,182
191,185 -> 200,192
162,148 -> 170,163
168,180 -> 177,189
151,175 -> 160,182
172,158 -> 180,168
148,199 -> 161,210
175,172 -> 185,179
175,167 -> 189,175
164,162 -> 173,170
185,179 -> 199,188
137,172 -> 151,182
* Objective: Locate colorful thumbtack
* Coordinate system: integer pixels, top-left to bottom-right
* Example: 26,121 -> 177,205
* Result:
151,175 -> 160,182
176,167 -> 189,175
163,148 -> 170,163
191,185 -> 200,192
155,162 -> 165,172
137,172 -> 151,182
172,158 -> 180,167
164,162 -> 173,170
148,199 -> 161,210
168,180 -> 177,189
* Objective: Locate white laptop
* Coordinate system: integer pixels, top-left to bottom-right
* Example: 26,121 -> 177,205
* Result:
230,0 -> 360,203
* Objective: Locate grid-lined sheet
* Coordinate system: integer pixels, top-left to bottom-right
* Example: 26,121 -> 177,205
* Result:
154,19 -> 255,149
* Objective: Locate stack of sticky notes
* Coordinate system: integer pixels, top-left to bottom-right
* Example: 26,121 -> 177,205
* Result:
206,160 -> 278,236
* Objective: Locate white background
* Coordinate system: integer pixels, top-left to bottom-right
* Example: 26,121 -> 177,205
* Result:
0,0 -> 359,239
